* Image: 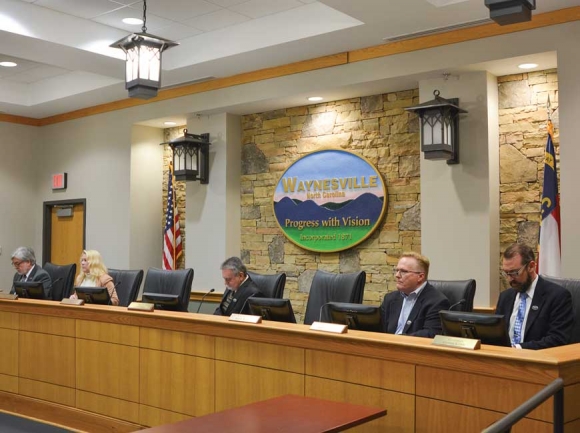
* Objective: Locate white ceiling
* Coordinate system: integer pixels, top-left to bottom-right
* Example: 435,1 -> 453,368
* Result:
0,0 -> 577,120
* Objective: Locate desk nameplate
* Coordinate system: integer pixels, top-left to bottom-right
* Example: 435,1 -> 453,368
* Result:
432,335 -> 481,350
60,298 -> 85,306
128,302 -> 154,312
229,314 -> 262,324
0,292 -> 18,300
310,321 -> 348,334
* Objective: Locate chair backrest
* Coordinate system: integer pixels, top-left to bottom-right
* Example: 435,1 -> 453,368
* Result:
541,275 -> 580,344
246,271 -> 286,299
303,270 -> 366,325
143,268 -> 194,312
429,279 -> 476,312
44,262 -> 77,301
108,269 -> 144,307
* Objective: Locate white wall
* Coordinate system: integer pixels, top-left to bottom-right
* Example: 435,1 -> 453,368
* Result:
130,125 -> 164,271
0,122 -> 39,286
556,23 -> 580,277
185,113 -> 241,292
421,72 -> 500,307
35,113 -> 133,268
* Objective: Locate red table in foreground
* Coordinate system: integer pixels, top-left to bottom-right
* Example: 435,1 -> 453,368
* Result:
138,395 -> 387,433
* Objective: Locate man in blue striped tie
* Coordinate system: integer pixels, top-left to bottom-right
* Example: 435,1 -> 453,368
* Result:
496,243 -> 574,350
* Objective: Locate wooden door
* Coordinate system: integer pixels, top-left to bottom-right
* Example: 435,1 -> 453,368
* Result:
43,200 -> 86,266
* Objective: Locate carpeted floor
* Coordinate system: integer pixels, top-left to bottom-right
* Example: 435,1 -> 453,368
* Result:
0,412 -> 73,433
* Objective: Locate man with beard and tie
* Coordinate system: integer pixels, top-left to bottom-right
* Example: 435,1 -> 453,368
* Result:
495,243 -> 574,350
213,257 -> 263,316
10,246 -> 52,298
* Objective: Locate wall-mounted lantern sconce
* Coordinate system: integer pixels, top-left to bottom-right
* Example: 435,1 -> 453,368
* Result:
110,0 -> 178,99
405,90 -> 467,165
162,130 -> 211,183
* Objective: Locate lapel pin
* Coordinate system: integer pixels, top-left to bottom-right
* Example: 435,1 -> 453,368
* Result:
406,320 -> 412,325
532,305 -> 538,311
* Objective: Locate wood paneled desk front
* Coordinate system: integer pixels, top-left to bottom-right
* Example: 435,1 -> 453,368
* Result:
139,394 -> 387,433
0,299 -> 577,433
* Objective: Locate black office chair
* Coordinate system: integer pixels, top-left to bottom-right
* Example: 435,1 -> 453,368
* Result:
429,279 -> 476,312
108,269 -> 144,307
247,271 -> 286,299
541,275 -> 580,344
142,268 -> 194,312
44,262 -> 77,301
303,270 -> 366,325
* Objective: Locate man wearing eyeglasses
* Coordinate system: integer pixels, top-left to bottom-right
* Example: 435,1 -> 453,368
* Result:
10,246 -> 52,298
496,243 -> 573,350
214,256 -> 263,316
380,251 -> 450,337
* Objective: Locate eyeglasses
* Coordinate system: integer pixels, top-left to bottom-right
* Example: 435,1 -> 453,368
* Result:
501,263 -> 529,278
394,268 -> 423,276
11,260 -> 24,268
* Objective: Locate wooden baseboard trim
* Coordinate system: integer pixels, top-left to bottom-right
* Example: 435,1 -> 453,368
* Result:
0,390 -> 142,433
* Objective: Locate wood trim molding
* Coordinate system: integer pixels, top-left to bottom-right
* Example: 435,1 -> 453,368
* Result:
35,53 -> 348,127
2,7 -> 579,127
0,390 -> 140,433
0,113 -> 40,127
348,6 -> 580,63
190,291 -> 223,303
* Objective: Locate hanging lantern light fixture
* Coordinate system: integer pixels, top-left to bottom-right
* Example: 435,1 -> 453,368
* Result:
110,0 -> 178,99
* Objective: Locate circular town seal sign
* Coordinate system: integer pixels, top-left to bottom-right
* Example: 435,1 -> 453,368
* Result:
273,149 -> 387,253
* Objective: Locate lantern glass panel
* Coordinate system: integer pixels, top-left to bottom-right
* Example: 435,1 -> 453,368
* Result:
444,116 -> 453,147
138,45 -> 161,81
126,47 -> 139,82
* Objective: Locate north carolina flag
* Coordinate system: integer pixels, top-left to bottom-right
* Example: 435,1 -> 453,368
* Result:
538,120 -> 561,277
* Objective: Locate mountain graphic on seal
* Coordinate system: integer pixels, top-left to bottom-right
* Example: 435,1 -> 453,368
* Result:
275,193 -> 384,222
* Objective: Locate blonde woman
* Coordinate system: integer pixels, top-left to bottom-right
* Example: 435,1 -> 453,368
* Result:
70,250 -> 119,306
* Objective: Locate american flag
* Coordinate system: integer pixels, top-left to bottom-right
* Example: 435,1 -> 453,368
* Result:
163,163 -> 182,270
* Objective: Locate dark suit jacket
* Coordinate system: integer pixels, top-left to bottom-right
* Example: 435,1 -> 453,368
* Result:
495,276 -> 574,350
11,265 -> 52,299
380,283 -> 450,338
213,277 -> 263,316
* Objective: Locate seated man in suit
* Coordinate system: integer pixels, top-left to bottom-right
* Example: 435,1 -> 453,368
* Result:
380,252 -> 450,337
10,246 -> 52,298
496,243 -> 574,350
214,257 -> 263,316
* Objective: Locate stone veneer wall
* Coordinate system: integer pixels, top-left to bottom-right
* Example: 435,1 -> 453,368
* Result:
161,126 -> 187,270
498,69 -> 559,289
240,92 -> 421,321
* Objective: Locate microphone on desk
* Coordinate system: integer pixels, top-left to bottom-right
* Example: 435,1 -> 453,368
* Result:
240,293 -> 258,315
196,288 -> 215,313
50,276 -> 63,289
318,302 -> 330,322
108,280 -> 122,305
449,299 -> 466,311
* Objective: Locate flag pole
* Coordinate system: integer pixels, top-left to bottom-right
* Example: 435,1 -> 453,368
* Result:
170,162 -> 176,270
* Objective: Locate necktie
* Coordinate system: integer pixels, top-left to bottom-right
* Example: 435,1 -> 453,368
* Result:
396,293 -> 416,335
221,290 -> 235,314
512,292 -> 527,345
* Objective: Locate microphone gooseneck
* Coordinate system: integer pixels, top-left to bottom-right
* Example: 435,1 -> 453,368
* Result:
449,299 -> 466,311
196,288 -> 215,314
240,293 -> 257,315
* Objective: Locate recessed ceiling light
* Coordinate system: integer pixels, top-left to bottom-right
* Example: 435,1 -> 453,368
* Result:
308,96 -> 323,102
518,63 -> 538,70
122,17 -> 143,25
164,121 -> 177,126
0,61 -> 17,67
